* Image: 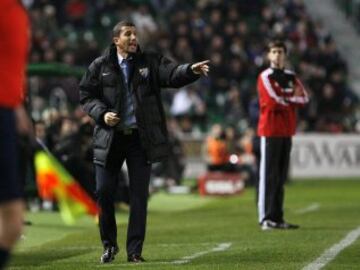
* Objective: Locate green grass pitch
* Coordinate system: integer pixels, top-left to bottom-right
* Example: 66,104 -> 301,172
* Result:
9,179 -> 360,270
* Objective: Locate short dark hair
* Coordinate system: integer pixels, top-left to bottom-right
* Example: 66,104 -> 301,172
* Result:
267,39 -> 287,53
112,21 -> 136,37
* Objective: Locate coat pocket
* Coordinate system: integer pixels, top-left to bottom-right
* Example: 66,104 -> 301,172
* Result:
93,126 -> 112,149
101,73 -> 117,86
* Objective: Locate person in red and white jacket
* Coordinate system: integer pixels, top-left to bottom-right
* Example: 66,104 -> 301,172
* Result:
256,40 -> 309,231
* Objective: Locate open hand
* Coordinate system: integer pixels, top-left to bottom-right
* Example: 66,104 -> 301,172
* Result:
191,60 -> 210,76
104,112 -> 120,127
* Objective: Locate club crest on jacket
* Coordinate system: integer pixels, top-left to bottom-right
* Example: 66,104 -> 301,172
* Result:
139,67 -> 149,78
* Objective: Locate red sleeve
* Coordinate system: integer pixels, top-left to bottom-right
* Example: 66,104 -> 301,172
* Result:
257,71 -> 289,110
286,77 -> 309,107
0,1 -> 29,108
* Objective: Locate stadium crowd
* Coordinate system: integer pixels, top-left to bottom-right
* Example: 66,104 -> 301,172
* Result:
21,0 -> 359,196
27,0 -> 359,134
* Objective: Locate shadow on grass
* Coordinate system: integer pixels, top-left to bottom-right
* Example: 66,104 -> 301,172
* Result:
9,247 -> 93,268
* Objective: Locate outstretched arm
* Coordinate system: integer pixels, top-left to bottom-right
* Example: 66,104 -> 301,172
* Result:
158,55 -> 210,88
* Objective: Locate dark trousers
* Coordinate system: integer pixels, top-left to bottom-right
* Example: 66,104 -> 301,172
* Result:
257,136 -> 292,224
0,108 -> 22,203
95,130 -> 151,256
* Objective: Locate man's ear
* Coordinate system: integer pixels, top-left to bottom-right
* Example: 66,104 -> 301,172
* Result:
113,37 -> 118,44
266,52 -> 270,61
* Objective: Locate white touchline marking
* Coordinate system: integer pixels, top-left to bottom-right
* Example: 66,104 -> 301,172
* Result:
302,226 -> 360,270
295,203 -> 320,214
157,242 -> 214,247
172,242 -> 232,264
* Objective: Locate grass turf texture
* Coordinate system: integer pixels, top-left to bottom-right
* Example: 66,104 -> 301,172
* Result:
9,179 -> 360,270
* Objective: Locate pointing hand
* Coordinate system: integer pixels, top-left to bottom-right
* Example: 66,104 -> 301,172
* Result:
191,60 -> 210,76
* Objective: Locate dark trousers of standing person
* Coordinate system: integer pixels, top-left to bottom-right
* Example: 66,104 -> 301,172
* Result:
257,137 -> 292,224
95,129 -> 151,256
0,108 -> 24,270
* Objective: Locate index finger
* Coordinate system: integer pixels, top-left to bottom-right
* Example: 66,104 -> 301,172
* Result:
197,60 -> 210,65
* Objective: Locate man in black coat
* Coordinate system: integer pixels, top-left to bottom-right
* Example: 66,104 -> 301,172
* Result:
79,21 -> 209,264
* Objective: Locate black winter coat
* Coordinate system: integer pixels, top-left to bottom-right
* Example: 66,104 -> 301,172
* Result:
79,44 -> 200,166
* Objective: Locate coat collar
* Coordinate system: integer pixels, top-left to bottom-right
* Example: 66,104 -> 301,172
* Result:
105,44 -> 141,65
104,43 -> 144,91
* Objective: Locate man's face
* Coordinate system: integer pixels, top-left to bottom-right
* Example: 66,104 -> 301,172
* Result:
113,26 -> 138,54
267,47 -> 286,68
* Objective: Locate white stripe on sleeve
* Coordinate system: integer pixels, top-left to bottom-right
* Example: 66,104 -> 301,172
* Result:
260,69 -> 288,106
287,78 -> 309,104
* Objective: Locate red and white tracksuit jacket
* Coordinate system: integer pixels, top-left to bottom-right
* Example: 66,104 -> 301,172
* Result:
257,67 -> 309,137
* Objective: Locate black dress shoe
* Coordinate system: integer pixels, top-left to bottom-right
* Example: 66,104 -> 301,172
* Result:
127,254 -> 146,263
261,220 -> 282,230
279,222 -> 300,229
261,220 -> 299,231
100,246 -> 119,263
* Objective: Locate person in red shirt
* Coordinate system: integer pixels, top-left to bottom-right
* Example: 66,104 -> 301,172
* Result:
256,40 -> 309,230
0,1 -> 30,268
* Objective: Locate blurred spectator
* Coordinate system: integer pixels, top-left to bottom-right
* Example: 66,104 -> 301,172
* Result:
131,4 -> 158,46
170,86 -> 206,132
152,119 -> 186,187
204,124 -> 230,171
66,0 -> 88,29
234,129 -> 257,185
223,84 -> 245,125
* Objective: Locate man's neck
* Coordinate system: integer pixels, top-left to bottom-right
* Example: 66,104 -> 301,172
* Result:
270,63 -> 284,70
117,48 -> 128,59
